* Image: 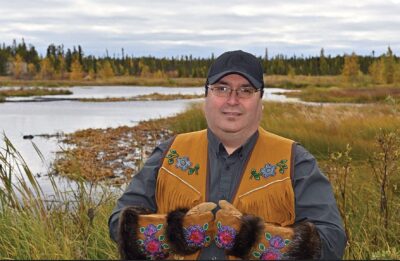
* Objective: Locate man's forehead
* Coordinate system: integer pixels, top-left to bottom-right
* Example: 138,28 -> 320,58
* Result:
216,73 -> 252,86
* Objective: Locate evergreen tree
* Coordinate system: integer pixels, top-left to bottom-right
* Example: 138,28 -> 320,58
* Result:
319,48 -> 329,75
383,47 -> 395,84
65,49 -> 72,72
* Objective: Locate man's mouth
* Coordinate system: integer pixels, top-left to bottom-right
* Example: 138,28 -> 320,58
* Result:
222,111 -> 242,116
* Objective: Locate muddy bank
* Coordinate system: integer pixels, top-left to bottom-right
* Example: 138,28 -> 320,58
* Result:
54,120 -> 175,185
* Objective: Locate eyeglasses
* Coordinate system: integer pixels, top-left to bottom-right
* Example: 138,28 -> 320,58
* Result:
207,84 -> 259,99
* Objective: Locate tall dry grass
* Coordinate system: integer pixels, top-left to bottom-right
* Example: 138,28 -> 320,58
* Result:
0,135 -> 119,259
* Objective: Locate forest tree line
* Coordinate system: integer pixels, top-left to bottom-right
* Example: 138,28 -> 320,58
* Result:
1,39 -> 400,84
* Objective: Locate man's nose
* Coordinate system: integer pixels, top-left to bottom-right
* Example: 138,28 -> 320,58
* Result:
226,90 -> 240,105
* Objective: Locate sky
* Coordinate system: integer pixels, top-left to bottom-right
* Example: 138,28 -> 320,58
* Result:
1,0 -> 400,58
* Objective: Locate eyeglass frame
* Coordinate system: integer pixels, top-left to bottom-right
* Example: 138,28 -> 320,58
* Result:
205,83 -> 263,99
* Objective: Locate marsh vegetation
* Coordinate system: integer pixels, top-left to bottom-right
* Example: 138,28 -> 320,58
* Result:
1,101 -> 397,259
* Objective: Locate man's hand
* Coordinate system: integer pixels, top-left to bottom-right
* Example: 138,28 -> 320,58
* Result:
166,202 -> 217,255
214,200 -> 245,250
218,200 -> 242,218
186,202 -> 217,216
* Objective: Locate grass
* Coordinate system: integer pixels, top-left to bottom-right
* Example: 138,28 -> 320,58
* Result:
0,87 -> 72,98
1,100 -> 400,259
0,135 -> 119,259
282,86 -> 400,103
78,92 -> 204,102
265,75 -> 342,89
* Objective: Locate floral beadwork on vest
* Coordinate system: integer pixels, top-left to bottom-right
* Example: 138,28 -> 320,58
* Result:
250,159 -> 288,180
137,224 -> 170,259
166,149 -> 200,175
252,232 -> 291,260
215,221 -> 237,250
184,223 -> 211,248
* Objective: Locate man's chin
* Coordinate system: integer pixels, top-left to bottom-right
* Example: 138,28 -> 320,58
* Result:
219,125 -> 243,134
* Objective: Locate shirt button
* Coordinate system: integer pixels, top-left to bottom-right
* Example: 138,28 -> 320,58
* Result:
225,166 -> 230,171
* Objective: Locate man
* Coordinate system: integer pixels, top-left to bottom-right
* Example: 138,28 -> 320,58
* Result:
109,50 -> 347,260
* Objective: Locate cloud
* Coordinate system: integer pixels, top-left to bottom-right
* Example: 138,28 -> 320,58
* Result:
0,0 -> 399,57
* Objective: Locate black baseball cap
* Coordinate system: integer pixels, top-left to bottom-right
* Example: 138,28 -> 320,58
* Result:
206,50 -> 264,89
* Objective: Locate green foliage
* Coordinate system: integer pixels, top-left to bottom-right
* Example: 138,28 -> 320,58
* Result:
1,40 -> 399,79
319,48 -> 329,75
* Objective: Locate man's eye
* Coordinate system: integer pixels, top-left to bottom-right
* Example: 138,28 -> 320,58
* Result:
240,88 -> 254,94
215,86 -> 229,92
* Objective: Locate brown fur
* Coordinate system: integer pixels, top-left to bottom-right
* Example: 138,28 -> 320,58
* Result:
286,221 -> 321,260
227,214 -> 264,259
117,206 -> 153,260
166,208 -> 200,255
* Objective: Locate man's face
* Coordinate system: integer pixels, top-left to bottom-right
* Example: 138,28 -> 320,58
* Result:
204,74 -> 263,138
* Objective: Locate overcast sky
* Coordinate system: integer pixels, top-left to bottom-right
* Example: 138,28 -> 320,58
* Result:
1,0 -> 400,58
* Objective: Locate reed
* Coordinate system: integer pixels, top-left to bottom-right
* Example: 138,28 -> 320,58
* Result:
0,135 -> 119,259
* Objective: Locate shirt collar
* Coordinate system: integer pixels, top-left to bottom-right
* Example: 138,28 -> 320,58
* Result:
207,128 -> 259,158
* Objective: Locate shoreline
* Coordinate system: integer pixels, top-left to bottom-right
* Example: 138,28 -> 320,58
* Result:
53,118 -> 177,184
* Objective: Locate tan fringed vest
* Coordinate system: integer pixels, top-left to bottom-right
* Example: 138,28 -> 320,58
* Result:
156,128 -> 296,260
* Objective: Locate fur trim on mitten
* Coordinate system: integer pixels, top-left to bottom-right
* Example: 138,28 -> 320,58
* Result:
226,214 -> 264,259
166,208 -> 201,255
117,206 -> 153,260
286,221 -> 321,260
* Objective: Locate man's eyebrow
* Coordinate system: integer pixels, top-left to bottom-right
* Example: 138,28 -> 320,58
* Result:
217,80 -> 229,85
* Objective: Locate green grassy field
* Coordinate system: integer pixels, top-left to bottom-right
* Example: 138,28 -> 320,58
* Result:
1,101 -> 399,259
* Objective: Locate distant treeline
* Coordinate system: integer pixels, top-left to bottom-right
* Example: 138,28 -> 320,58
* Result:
0,39 -> 399,81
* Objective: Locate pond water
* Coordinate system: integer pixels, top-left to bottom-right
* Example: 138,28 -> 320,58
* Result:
0,85 -> 295,196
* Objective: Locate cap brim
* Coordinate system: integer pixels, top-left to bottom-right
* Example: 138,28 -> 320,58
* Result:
208,70 -> 263,89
